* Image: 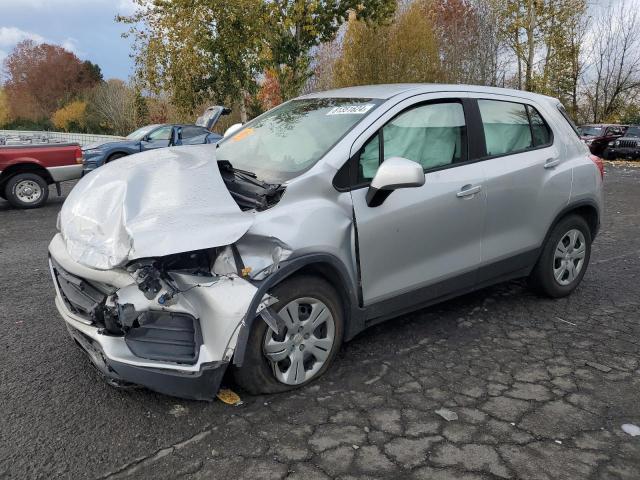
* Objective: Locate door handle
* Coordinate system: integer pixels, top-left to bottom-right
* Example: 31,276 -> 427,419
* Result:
456,184 -> 482,198
544,158 -> 561,169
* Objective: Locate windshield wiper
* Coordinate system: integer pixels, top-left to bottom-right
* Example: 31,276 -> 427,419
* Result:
217,160 -> 283,211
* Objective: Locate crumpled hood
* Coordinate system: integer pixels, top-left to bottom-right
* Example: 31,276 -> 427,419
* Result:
60,145 -> 254,270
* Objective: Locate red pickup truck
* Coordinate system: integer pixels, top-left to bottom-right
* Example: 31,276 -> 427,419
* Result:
0,143 -> 83,209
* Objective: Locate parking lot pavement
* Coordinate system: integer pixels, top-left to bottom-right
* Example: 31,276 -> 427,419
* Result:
1,165 -> 639,480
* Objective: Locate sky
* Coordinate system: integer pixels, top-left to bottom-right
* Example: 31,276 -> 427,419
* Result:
0,0 -> 137,81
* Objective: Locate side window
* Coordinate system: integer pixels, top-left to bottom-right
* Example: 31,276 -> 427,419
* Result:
148,126 -> 172,141
182,126 -> 207,139
478,100 -> 532,156
383,102 -> 466,170
527,105 -> 552,147
358,101 -> 466,182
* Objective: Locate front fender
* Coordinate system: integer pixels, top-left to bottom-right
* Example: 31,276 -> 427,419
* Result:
232,252 -> 364,366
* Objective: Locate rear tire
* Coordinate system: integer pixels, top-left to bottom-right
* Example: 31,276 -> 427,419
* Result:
529,215 -> 592,298
4,173 -> 49,209
233,275 -> 344,395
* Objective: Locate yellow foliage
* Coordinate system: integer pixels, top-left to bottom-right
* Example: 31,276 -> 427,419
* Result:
0,89 -> 11,127
52,100 -> 87,132
333,1 -> 441,88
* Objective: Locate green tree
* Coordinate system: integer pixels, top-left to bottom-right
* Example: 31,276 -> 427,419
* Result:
498,0 -> 586,99
265,0 -> 396,99
119,0 -> 266,122
332,2 -> 441,87
133,90 -> 150,126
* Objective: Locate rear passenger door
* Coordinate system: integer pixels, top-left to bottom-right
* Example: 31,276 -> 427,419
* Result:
474,97 -> 571,283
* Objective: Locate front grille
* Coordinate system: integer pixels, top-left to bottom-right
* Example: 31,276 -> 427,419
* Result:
50,258 -> 107,322
618,140 -> 638,148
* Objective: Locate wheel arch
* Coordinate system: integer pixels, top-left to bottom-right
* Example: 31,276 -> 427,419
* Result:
106,151 -> 129,162
232,253 -> 364,367
551,201 -> 600,241
535,200 -> 600,267
0,162 -> 53,193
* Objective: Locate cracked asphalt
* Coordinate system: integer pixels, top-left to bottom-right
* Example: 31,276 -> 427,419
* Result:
1,164 -> 639,480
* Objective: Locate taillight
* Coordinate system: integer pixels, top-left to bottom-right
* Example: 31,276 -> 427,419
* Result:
590,154 -> 604,180
76,147 -> 83,164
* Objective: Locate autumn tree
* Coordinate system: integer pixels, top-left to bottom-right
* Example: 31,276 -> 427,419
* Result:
85,79 -> 137,136
432,0 -> 504,85
257,68 -> 283,111
532,0 -> 587,115
332,2 -> 441,87
265,0 -> 396,99
52,100 -> 87,132
2,40 -> 101,123
0,89 -> 11,127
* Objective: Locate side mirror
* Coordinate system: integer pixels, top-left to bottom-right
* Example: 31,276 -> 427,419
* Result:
169,126 -> 183,146
366,157 -> 425,207
224,123 -> 243,138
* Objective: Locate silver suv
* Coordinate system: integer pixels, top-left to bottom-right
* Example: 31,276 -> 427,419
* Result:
49,84 -> 604,399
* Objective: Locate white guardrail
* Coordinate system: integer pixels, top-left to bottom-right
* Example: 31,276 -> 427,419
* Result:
0,130 -> 125,147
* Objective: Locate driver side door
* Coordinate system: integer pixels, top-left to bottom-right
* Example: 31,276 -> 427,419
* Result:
141,125 -> 172,151
350,98 -> 487,313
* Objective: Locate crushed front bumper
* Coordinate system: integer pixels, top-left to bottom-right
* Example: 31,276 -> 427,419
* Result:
47,233 -> 248,401
66,322 -> 227,400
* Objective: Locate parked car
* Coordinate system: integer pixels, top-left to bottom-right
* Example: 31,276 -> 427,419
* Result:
49,84 -> 603,400
0,143 -> 83,208
579,124 -> 627,156
81,105 -> 230,174
602,125 -> 640,160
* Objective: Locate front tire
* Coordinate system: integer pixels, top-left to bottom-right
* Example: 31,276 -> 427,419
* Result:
106,153 -> 127,163
233,276 -> 344,395
4,173 -> 49,209
529,215 -> 592,298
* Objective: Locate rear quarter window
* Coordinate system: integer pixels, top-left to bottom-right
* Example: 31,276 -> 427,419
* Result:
557,105 -> 581,137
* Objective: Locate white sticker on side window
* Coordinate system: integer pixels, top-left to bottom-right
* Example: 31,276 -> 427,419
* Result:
327,104 -> 375,115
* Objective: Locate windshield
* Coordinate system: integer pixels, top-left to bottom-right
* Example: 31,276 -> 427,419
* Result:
216,98 -> 382,182
579,126 -> 603,136
625,126 -> 640,137
126,125 -> 160,141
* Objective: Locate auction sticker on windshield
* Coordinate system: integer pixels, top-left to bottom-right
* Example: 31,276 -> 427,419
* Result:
231,128 -> 255,142
327,104 -> 375,115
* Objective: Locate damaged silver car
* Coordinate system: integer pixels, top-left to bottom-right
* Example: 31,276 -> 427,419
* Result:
49,84 -> 603,400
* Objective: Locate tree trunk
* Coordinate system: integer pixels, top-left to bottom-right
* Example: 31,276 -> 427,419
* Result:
239,90 -> 248,123
525,0 -> 536,91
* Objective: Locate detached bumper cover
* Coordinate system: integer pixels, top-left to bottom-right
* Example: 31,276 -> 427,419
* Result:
67,323 -> 228,401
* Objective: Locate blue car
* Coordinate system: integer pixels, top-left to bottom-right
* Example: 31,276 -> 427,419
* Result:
82,105 -> 230,174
